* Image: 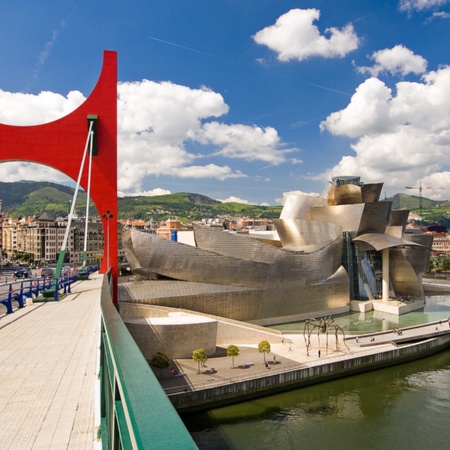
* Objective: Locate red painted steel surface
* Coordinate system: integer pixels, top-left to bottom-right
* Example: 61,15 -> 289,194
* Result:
0,50 -> 118,304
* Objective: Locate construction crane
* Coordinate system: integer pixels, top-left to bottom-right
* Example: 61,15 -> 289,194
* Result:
405,182 -> 445,217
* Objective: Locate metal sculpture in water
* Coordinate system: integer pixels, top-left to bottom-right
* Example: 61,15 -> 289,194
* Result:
303,316 -> 349,352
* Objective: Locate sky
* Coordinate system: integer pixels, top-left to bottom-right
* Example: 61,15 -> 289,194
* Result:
1,1 -> 450,206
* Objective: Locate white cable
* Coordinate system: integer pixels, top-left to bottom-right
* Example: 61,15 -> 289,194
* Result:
61,120 -> 94,252
83,127 -> 94,263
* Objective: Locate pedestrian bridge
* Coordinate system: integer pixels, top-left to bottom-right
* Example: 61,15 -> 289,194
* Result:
0,272 -> 197,449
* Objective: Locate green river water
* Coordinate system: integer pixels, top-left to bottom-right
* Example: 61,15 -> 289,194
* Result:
184,294 -> 450,449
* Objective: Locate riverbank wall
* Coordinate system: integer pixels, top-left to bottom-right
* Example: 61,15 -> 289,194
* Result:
169,334 -> 450,413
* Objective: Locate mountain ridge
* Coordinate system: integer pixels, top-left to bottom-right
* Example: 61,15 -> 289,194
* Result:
0,181 -> 447,224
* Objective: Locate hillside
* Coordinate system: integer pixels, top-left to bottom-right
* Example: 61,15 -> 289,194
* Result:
1,181 -> 449,225
0,181 -> 88,218
0,182 -> 281,222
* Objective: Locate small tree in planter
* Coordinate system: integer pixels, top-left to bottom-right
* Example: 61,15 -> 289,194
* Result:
227,344 -> 240,368
192,348 -> 208,374
258,340 -> 271,364
149,351 -> 170,378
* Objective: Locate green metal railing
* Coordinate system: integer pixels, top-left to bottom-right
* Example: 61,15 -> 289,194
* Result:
100,271 -> 197,449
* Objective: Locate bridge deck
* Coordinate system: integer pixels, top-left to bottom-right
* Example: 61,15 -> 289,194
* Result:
0,273 -> 102,450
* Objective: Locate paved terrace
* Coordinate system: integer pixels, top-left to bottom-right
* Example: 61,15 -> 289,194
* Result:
0,273 -> 103,450
162,318 -> 450,395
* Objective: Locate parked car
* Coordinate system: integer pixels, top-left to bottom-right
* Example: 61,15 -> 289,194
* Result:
14,268 -> 31,279
41,268 -> 55,278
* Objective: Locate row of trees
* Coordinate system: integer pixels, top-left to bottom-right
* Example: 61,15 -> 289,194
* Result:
149,340 -> 273,377
428,256 -> 450,273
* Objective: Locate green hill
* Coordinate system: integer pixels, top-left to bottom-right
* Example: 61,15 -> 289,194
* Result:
0,182 -> 281,221
118,192 -> 282,222
2,181 -> 449,225
0,181 -> 87,218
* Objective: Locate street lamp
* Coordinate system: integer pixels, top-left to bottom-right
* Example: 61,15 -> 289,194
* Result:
102,210 -> 114,269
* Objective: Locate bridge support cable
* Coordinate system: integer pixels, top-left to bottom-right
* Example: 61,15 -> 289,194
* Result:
81,123 -> 94,270
44,119 -> 95,299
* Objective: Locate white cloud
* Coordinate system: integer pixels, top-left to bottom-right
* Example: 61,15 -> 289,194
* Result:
0,162 -> 71,184
357,45 -> 427,77
117,80 -> 292,191
426,11 -> 450,21
217,196 -> 251,204
0,78 -> 296,195
399,0 -> 450,12
194,122 -> 295,164
117,188 -> 171,198
320,65 -> 450,197
320,77 -> 393,138
173,164 -> 246,181
253,8 -> 359,62
0,89 -> 85,125
26,21 -> 66,91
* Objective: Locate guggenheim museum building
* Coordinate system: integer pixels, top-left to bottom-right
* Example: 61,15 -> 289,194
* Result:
121,176 -> 432,326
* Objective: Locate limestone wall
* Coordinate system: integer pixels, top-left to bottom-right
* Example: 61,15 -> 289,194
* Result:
125,314 -> 218,359
168,334 -> 450,413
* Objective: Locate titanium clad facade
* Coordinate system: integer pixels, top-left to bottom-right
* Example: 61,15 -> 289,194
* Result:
401,234 -> 433,275
125,225 -> 345,290
121,176 -> 432,323
389,249 -> 424,298
273,219 -> 341,250
306,204 -> 365,233
361,183 -> 383,203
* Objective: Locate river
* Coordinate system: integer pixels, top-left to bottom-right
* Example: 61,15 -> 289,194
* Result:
183,294 -> 450,449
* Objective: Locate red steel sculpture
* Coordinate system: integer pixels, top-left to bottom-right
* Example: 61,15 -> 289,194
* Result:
0,50 -> 118,304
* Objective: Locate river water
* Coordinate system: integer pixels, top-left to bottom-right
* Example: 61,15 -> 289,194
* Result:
183,294 -> 450,449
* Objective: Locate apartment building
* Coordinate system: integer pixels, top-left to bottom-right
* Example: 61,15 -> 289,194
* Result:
1,213 -> 118,266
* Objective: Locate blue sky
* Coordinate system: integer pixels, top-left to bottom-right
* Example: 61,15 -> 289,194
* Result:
1,1 -> 450,205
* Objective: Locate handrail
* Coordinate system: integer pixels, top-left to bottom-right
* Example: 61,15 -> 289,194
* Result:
100,271 -> 197,449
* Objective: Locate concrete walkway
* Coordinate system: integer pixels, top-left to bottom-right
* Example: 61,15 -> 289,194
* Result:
161,318 -> 450,394
0,273 -> 103,450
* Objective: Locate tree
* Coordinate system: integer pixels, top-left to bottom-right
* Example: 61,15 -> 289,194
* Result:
192,348 -> 208,374
149,351 -> 170,378
442,257 -> 450,272
226,345 -> 240,368
258,340 -> 271,363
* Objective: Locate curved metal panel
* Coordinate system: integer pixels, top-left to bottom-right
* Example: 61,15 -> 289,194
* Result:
193,225 -> 344,283
353,233 -> 424,252
333,184 -> 362,205
386,209 -> 410,238
273,219 -> 341,250
307,204 -> 365,233
280,192 -> 327,220
389,250 -> 424,298
361,183 -> 383,203
357,202 -> 391,235
388,209 -> 409,227
124,229 -> 273,288
401,234 -> 433,274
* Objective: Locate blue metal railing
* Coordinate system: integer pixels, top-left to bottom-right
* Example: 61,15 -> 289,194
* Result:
100,271 -> 197,449
0,276 -> 73,312
0,267 -> 99,312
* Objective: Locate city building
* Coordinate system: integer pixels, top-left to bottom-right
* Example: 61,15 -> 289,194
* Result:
1,213 -> 124,267
156,218 -> 190,240
122,177 -> 433,325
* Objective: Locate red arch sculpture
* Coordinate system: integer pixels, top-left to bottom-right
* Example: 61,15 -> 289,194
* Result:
0,50 -> 118,304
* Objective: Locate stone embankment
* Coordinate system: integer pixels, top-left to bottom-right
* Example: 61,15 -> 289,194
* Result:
163,320 -> 450,413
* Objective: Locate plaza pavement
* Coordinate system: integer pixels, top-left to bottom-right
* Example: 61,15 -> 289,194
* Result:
0,273 -> 103,450
161,317 -> 450,394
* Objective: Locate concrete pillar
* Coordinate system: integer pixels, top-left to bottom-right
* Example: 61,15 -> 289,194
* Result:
382,248 -> 389,301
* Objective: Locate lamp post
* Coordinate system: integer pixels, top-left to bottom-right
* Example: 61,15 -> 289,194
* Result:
102,210 -> 114,269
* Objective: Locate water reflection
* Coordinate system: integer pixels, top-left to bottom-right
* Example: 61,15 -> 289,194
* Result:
184,295 -> 450,449
272,294 -> 450,334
